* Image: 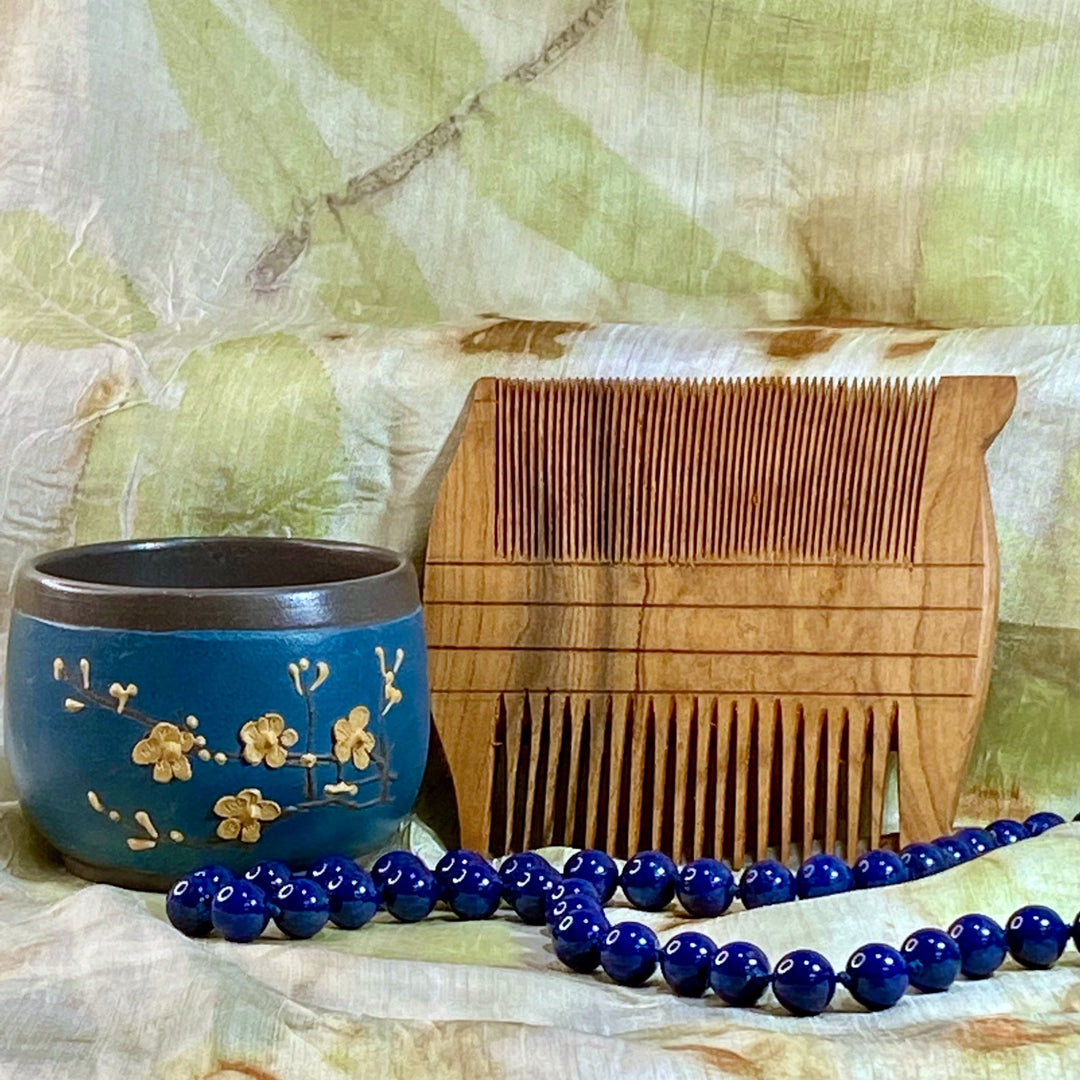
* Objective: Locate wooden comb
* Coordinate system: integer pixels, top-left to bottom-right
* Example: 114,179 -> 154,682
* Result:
424,376 -> 1015,866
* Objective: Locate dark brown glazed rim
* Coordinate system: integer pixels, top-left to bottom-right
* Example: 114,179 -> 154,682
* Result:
14,537 -> 419,631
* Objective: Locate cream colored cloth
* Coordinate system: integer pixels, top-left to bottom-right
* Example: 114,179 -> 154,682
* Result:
0,797 -> 1078,1079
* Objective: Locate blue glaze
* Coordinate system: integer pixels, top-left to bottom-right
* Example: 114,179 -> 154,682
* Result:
324,867 -> 381,929
953,827 -> 997,857
676,858 -> 735,917
5,609 -> 429,886
564,849 -> 619,904
852,849 -> 908,890
948,913 -> 1007,979
244,860 -> 292,895
600,922 -> 659,986
433,849 -> 485,896
901,928 -> 961,992
987,819 -> 1029,847
444,859 -> 502,920
165,876 -> 214,937
796,853 -> 854,899
552,908 -> 607,973
507,865 -> 561,924
1005,905 -> 1069,969
308,854 -> 357,887
1024,811 -> 1066,837
620,851 -> 678,911
190,864 -> 233,891
933,835 -> 975,867
660,932 -> 718,997
371,850 -> 420,891
710,942 -> 772,1006
379,856 -> 439,922
843,943 -> 908,1011
900,843 -> 947,880
273,878 -> 330,939
772,950 -> 837,1016
545,877 -> 600,921
210,880 -> 270,942
739,860 -> 797,909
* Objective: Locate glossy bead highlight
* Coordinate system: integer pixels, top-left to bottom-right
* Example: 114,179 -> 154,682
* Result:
948,913 -> 1006,979
210,880 -> 270,943
901,928 -> 961,992
852,849 -> 908,889
772,950 -> 837,1016
796,853 -> 853,899
900,843 -> 947,880
844,943 -> 908,1011
620,851 -> 678,911
1005,905 -> 1069,969
739,860 -> 796,909
676,859 -> 736,917
600,922 -> 659,986
166,876 -> 214,937
710,942 -> 772,1006
273,878 -> 330,939
660,932 -> 717,997
564,849 -> 619,904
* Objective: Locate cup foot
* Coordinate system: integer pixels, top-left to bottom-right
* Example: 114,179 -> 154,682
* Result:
62,853 -> 174,892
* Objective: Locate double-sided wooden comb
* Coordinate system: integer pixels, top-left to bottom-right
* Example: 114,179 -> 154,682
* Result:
424,376 -> 1015,866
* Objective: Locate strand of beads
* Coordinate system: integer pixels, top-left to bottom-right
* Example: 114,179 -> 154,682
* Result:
545,872 -> 1080,1016
165,808 -> 1075,952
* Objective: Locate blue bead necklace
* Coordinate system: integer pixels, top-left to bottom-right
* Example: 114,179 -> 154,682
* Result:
165,808 -> 1076,1016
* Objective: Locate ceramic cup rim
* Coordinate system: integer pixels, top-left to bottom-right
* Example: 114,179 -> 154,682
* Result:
13,536 -> 420,631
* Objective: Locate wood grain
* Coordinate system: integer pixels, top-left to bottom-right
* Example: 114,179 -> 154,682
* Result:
426,375 -> 1015,865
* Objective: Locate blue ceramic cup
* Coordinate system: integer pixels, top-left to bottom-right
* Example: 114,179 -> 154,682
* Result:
5,538 -> 429,889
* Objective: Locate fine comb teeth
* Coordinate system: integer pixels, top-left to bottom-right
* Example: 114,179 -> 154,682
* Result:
425,375 -> 1015,865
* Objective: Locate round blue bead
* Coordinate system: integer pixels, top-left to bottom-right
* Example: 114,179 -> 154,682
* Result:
773,950 -> 837,1016
545,877 -> 600,921
953,828 -> 997,857
308,854 -> 359,889
369,850 -> 418,890
739,860 -> 797,909
948,913 -> 1007,979
620,851 -> 678,911
498,852 -> 552,903
189,864 -> 233,891
710,942 -> 772,1006
676,858 -> 735,917
324,867 -> 380,929
600,922 -> 659,986
552,908 -> 607,973
1005,905 -> 1069,969
210,880 -> 270,943
987,819 -> 1028,847
852,849 -> 908,889
796,853 -> 854,899
508,865 -> 561,924
433,849 -> 486,896
273,878 -> 330,939
901,928 -> 961,992
445,859 -> 502,920
844,943 -> 908,1011
933,835 -> 975,867
379,856 -> 439,923
900,843 -> 947,880
548,896 -> 607,930
243,860 -> 291,895
660,932 -> 718,997
166,876 -> 214,937
1024,811 -> 1066,837
564,849 -> 619,904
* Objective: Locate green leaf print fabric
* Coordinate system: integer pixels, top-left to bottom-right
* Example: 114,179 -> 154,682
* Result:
2,2 -> 1080,1076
